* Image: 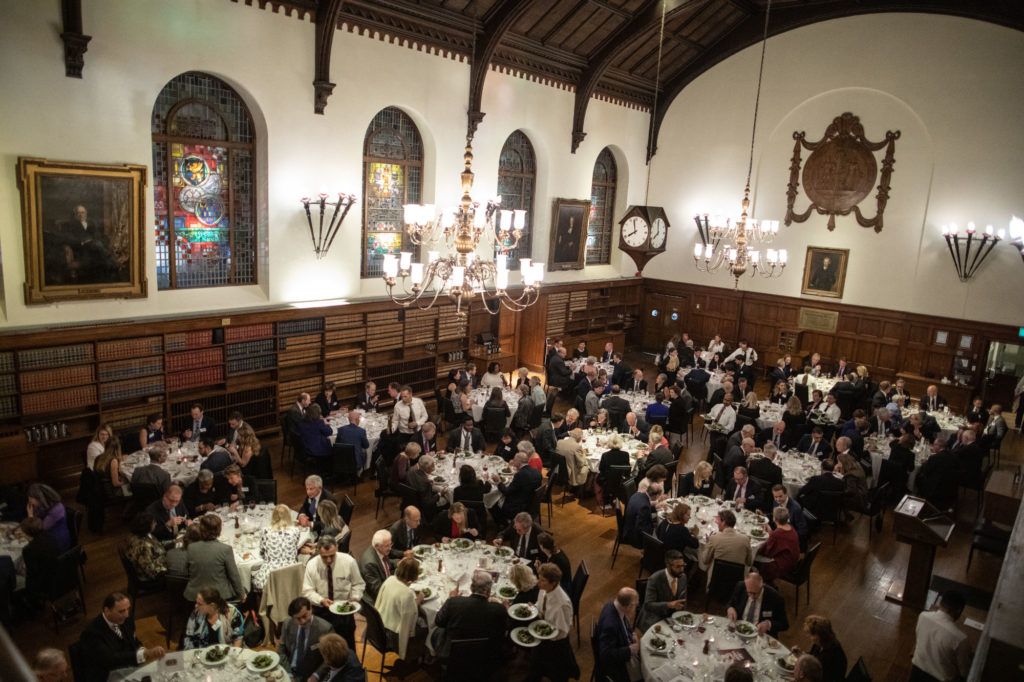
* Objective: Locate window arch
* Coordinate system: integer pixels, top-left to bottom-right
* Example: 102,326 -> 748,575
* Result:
362,107 -> 423,278
587,147 -> 617,265
151,72 -> 257,289
496,130 -> 536,268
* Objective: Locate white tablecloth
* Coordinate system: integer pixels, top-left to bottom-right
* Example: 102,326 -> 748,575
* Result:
747,451 -> 820,498
866,436 -> 929,491
0,522 -> 27,590
108,647 -> 287,681
617,391 -> 656,415
327,409 -> 387,472
469,387 -> 519,425
791,375 -> 838,395
121,442 -> 202,488
582,429 -> 647,470
210,505 -> 308,592
755,401 -> 786,431
640,613 -> 795,682
678,368 -> 725,398
900,407 -> 966,440
657,496 -> 768,570
431,452 -> 506,508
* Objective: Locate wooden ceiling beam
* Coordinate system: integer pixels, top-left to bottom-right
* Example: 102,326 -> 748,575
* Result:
646,0 -> 1024,161
571,0 -> 708,153
587,0 -> 632,19
313,0 -> 346,114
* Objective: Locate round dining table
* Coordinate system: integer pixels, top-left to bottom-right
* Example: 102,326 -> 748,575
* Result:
430,451 -> 507,508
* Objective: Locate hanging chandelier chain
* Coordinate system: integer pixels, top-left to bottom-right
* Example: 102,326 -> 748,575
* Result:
644,0 -> 668,202
744,0 -> 772,192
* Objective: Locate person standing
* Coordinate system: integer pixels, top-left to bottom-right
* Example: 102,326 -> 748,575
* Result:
910,591 -> 972,682
302,535 -> 366,650
527,563 -> 578,682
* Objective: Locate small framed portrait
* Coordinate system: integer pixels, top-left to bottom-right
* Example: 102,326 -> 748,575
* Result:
801,246 -> 849,299
548,198 -> 591,271
934,330 -> 949,346
17,157 -> 148,304
958,334 -> 973,350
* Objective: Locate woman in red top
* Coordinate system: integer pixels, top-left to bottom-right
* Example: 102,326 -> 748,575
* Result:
431,501 -> 480,541
756,506 -> 801,584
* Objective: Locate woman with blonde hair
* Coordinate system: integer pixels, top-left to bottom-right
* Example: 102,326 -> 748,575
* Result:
231,423 -> 262,477
837,451 -> 867,514
94,438 -> 128,497
679,461 -> 714,497
770,380 -> 792,406
431,501 -> 480,540
648,424 -> 669,449
252,504 -> 305,590
508,562 -> 539,604
738,392 -> 761,420
783,395 -> 807,445
87,423 -> 113,470
315,499 -> 348,541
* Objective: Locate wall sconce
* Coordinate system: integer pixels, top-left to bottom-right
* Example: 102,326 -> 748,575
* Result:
1010,215 -> 1024,264
941,221 -> 1003,281
300,193 -> 357,259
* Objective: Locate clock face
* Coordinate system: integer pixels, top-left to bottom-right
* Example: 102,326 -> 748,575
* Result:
650,218 -> 667,249
622,216 -> 649,248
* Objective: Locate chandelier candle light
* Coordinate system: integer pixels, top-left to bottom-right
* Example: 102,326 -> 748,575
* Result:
941,221 -> 1006,281
300,192 -> 357,259
381,142 -> 543,317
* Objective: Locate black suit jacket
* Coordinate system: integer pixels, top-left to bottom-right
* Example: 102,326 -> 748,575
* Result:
181,415 -> 216,442
409,431 -> 438,455
500,525 -> 543,561
546,354 -> 573,388
354,391 -> 378,411
724,478 -> 764,511
499,465 -> 542,516
358,545 -> 394,600
447,427 -> 484,453
146,498 -> 189,541
727,583 -> 789,636
389,518 -> 420,556
747,457 -> 783,487
434,594 -> 508,657
623,377 -> 647,394
756,427 -> 786,451
298,490 -> 336,534
78,614 -> 144,682
796,435 -> 832,460
597,601 -> 634,682
611,363 -> 632,389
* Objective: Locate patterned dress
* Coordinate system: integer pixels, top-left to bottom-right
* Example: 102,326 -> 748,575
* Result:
183,604 -> 245,649
252,526 -> 304,590
124,534 -> 168,581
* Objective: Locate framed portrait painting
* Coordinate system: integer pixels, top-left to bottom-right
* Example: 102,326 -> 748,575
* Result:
801,246 -> 849,299
17,157 -> 148,304
548,198 -> 590,271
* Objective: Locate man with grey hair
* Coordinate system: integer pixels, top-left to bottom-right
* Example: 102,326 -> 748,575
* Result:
302,534 -> 365,648
497,511 -> 541,561
130,445 -> 171,493
516,440 -> 536,457
298,474 -> 335,531
433,569 -> 507,659
407,453 -> 445,519
31,647 -> 70,682
727,423 -> 757,451
183,468 -> 217,515
492,451 -> 542,526
870,406 -> 896,437
749,442 -> 783,486
359,529 -> 395,600
597,587 -> 640,681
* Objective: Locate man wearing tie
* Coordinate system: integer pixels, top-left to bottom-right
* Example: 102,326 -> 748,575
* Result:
596,587 -> 640,682
278,597 -> 333,680
923,385 -> 947,412
301,536 -> 366,649
391,386 -> 428,443
76,592 -> 166,681
388,506 -> 421,557
797,427 -> 832,460
757,421 -> 787,451
447,416 -> 484,454
359,530 -> 397,600
983,404 -> 1007,447
637,551 -> 688,632
727,571 -> 789,637
601,342 -> 615,363
627,368 -> 647,394
497,512 -> 542,562
298,475 -> 335,532
181,403 -> 215,443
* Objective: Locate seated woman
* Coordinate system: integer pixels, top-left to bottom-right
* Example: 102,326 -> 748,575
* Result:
139,413 -> 165,451
375,557 -> 427,664
756,506 -> 800,584
738,392 -> 761,421
452,464 -> 492,504
183,587 -> 244,649
431,501 -> 480,541
515,367 -> 531,388
252,504 -> 306,590
451,381 -> 472,423
678,461 -> 714,497
530,376 -> 547,409
659,349 -> 681,383
638,463 -> 669,496
769,380 -> 792,406
537,532 -> 572,594
508,563 -> 540,604
94,439 -> 128,499
86,423 -> 113,470
596,434 -> 630,504
230,424 -> 263,479
648,424 -> 669,450
26,483 -> 71,552
480,362 -> 507,389
485,387 -> 511,419
390,443 -> 421,486
657,502 -> 700,554
495,430 -> 517,461
572,341 -> 588,360
706,353 -> 723,372
124,512 -> 167,582
804,615 -> 849,682
589,408 -> 611,430
314,381 -> 342,417
296,404 -> 333,458
185,514 -> 245,602
315,500 -> 348,542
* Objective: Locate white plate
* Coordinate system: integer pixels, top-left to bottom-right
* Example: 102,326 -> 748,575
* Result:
245,651 -> 280,673
411,583 -> 438,601
493,546 -> 515,559
329,600 -> 361,616
196,646 -> 232,666
645,635 -> 671,654
412,544 -> 434,556
496,585 -> 520,601
508,603 -> 538,621
528,620 -> 558,640
672,611 -> 699,629
734,620 -> 758,639
511,626 -> 540,648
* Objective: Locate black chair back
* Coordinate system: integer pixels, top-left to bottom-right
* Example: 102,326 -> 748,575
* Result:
639,532 -> 666,578
817,490 -> 844,524
253,446 -> 274,480
339,528 -> 352,554
711,453 -> 727,491
254,479 -> 278,504
620,477 -> 638,507
613,502 -> 626,543
795,382 -> 810,407
396,482 -> 419,515
359,600 -> 395,673
605,464 -> 632,505
66,506 -> 84,548
331,442 -> 358,490
706,558 -> 746,606
130,483 -> 162,514
590,619 -> 603,681
68,640 -> 87,682
529,482 -> 547,522
792,542 -> 821,585
543,389 -> 558,418
339,494 -> 356,526
447,637 -> 497,681
528,401 -> 545,429
845,656 -> 872,682
482,405 -> 508,442
570,560 -> 590,616
635,578 -> 649,615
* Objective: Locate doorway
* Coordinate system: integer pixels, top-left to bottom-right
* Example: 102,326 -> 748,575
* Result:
983,342 -> 1024,412
642,293 -> 688,352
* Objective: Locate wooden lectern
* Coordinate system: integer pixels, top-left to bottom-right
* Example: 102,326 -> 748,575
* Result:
886,495 -> 955,610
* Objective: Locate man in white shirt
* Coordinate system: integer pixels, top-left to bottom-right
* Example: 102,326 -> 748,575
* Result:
910,591 -> 972,682
391,385 -> 428,439
724,340 -> 758,367
707,394 -> 737,433
302,535 -> 366,649
822,394 -> 842,423
527,562 -> 578,681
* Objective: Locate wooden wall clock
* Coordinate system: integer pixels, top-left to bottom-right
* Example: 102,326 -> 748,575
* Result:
618,205 -> 669,275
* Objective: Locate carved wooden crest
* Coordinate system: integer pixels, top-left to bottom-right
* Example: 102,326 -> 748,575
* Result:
784,112 -> 900,232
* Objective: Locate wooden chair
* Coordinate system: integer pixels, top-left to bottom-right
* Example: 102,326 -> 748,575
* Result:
359,600 -> 398,677
117,545 -> 164,617
776,542 -> 822,616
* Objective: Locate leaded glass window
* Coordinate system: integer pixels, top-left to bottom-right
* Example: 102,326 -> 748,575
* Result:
496,130 -> 535,269
587,147 -> 617,265
151,72 -> 257,289
362,107 -> 423,278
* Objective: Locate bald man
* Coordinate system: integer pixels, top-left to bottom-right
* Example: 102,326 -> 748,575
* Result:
597,587 -> 640,682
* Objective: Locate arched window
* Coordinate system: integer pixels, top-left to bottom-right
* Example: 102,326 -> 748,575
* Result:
151,72 -> 257,289
587,147 -> 617,265
496,130 -> 536,268
362,107 -> 423,278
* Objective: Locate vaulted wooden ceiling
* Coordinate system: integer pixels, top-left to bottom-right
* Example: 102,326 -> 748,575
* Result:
233,0 -> 1024,156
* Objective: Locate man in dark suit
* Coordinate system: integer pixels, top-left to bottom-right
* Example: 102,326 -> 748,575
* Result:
954,429 -> 987,488
354,381 -> 379,412
756,421 -> 787,451
867,408 -> 897,437
770,485 -> 809,544
359,530 -> 396,601
534,416 -> 560,466
129,448 -> 171,493
212,465 -> 256,508
610,354 -> 632,388
724,466 -> 764,512
683,365 -> 710,402
432,571 -> 508,660
726,572 -> 789,636
748,449 -> 784,487
546,348 -> 573,390
409,421 -> 438,456
596,587 -> 640,682
724,438 -> 755,475
336,410 -> 371,470
277,596 -> 334,680
637,551 -> 688,633
601,386 -> 631,431
406,455 -> 445,519
623,484 -> 659,549
297,475 -> 335,532
922,384 -> 947,412
181,403 -> 216,443
146,484 -> 189,542
796,427 -> 832,460
624,368 -> 647,394
447,417 -> 484,453
797,460 -> 847,518
497,512 -> 543,561
197,437 -> 232,475
493,452 -> 542,525
388,506 -> 422,557
916,438 -> 959,510
285,393 -> 311,439
620,412 -> 650,442
871,381 -> 894,410
219,411 -> 246,447
76,592 -> 165,682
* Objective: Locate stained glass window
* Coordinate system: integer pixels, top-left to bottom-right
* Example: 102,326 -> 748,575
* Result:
151,72 -> 256,289
496,130 -> 536,269
588,147 -> 618,265
363,107 -> 423,278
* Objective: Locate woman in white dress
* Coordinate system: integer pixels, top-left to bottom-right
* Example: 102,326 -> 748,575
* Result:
252,504 -> 305,590
480,362 -> 507,389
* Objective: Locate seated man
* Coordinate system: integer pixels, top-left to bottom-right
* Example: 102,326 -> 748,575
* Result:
335,410 -> 371,471
388,506 -> 422,557
447,417 -> 484,454
796,460 -> 846,520
432,571 -> 507,660
297,475 -> 336,532
181,403 -> 215,443
698,509 -> 753,583
637,550 -> 688,633
212,465 -> 255,509
748,445 -> 784,487
726,571 -> 788,637
491,452 -> 541,526
769,485 -> 808,545
130,446 -> 171,494
756,421 -> 787,452
183,469 -> 218,516
277,596 -> 333,680
623,483 -> 660,549
198,436 -> 232,475
406,455 -> 446,519
644,392 -> 670,426
146,485 -> 189,542
797,426 -> 832,460
359,530 -> 396,601
496,511 -> 543,562
724,466 -> 764,512
77,592 -> 165,681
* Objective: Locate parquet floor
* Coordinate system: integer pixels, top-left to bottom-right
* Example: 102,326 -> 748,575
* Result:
7,360 -> 1019,681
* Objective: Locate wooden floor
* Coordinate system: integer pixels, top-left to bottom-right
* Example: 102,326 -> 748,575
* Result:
8,362 -> 1020,681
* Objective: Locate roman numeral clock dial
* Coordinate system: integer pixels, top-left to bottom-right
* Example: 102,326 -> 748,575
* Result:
617,206 -> 670,275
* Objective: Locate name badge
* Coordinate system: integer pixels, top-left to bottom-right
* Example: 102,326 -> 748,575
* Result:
241,487 -> 249,493
763,611 -> 773,617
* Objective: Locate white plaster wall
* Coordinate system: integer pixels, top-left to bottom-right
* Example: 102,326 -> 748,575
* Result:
644,13 -> 1024,326
0,0 -> 650,329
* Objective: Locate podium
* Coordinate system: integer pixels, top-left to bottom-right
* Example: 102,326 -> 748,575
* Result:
885,495 -> 955,610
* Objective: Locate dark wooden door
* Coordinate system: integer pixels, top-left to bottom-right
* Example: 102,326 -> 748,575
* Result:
641,293 -> 688,352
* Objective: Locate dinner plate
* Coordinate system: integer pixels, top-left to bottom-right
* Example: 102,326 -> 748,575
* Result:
245,650 -> 280,673
493,546 -> 515,559
329,600 -> 361,616
511,626 -> 540,648
196,646 -> 232,666
528,620 -> 558,640
645,635 -> 671,655
671,611 -> 698,629
776,655 -> 798,676
496,585 -> 519,601
411,583 -> 438,601
733,620 -> 758,639
508,603 -> 538,621
412,544 -> 434,556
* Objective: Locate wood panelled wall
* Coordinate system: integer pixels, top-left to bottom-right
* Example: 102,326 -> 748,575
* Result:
641,278 -> 1020,405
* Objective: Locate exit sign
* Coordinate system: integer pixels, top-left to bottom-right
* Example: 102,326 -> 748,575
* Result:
1019,327 -> 1024,338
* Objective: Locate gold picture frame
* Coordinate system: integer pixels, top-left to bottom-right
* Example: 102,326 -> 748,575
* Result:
801,246 -> 849,299
17,157 -> 148,304
548,198 -> 590,271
